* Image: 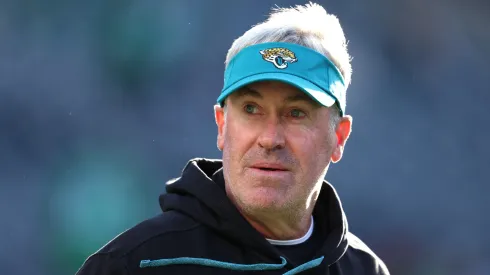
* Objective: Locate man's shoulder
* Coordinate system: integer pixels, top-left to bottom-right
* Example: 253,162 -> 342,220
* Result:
76,211 -> 201,274
343,232 -> 390,275
95,210 -> 200,257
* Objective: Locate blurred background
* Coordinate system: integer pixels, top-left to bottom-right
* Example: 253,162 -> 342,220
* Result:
0,0 -> 489,274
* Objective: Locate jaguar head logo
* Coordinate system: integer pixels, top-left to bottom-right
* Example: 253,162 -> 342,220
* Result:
259,47 -> 298,69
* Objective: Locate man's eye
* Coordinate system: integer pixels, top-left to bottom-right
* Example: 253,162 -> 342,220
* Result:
244,104 -> 259,114
290,109 -> 306,118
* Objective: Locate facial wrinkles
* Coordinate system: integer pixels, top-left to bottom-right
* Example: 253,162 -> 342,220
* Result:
223,87 -> 335,197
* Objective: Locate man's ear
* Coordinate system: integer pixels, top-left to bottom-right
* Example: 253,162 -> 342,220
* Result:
214,104 -> 225,151
331,115 -> 352,163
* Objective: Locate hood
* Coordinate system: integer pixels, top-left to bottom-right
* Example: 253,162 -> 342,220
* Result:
159,158 -> 349,266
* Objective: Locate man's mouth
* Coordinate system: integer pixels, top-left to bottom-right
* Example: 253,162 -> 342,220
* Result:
256,167 -> 282,171
250,163 -> 289,172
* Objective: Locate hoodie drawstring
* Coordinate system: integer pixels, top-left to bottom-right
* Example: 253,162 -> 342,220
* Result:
140,256 -> 324,274
282,256 -> 324,275
140,256 -> 287,271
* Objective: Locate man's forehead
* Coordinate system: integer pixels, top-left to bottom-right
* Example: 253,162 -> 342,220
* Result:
231,82 -> 318,105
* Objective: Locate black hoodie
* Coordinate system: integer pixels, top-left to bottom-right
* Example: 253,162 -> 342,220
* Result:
76,158 -> 390,275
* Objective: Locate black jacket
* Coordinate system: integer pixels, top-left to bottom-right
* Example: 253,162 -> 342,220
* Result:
76,158 -> 390,275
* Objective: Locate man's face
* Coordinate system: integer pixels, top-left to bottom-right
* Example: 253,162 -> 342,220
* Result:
214,81 -> 351,215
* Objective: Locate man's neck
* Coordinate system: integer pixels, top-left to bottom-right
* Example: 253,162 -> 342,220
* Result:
238,207 -> 314,240
222,176 -> 321,240
266,216 -> 314,245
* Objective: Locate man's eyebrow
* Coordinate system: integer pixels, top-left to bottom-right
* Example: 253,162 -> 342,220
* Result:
284,92 -> 321,108
233,86 -> 263,100
284,93 -> 312,103
234,85 -> 320,107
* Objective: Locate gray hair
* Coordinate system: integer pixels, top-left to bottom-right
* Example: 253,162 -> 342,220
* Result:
225,2 -> 352,86
224,2 -> 351,128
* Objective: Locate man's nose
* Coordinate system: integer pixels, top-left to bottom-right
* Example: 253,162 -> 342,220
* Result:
257,118 -> 286,151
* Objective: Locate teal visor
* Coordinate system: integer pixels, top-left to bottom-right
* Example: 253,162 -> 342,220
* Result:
217,42 -> 346,116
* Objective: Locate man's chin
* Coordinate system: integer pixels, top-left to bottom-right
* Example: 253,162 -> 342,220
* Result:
239,191 -> 289,212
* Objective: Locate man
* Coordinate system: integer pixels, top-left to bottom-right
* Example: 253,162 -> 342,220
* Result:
77,3 -> 390,275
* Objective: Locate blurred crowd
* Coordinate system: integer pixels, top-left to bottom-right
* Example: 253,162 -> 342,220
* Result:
0,0 -> 489,274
